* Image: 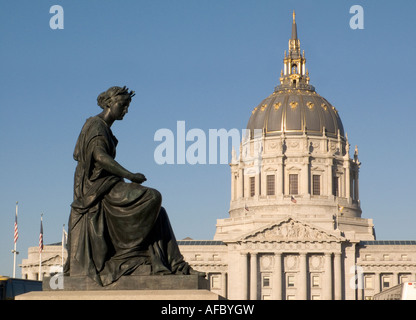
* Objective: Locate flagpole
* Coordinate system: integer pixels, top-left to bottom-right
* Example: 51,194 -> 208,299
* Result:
39,213 -> 43,281
12,201 -> 19,278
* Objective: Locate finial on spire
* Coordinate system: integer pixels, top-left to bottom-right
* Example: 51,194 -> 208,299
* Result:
291,10 -> 298,40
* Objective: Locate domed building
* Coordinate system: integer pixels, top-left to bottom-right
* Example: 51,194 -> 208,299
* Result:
176,12 -> 416,300
218,10 -> 366,239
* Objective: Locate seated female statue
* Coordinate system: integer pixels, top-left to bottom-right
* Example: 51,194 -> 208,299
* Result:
64,86 -> 198,286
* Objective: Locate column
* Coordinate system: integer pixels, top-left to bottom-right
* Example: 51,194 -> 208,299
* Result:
250,253 -> 258,300
221,272 -> 227,299
298,253 -> 308,300
241,252 -> 249,300
237,168 -> 244,199
231,172 -> 236,201
302,158 -> 310,196
334,253 -> 342,300
357,272 -> 363,301
392,272 -> 399,287
272,253 -> 283,300
277,158 -> 284,197
355,171 -> 360,201
374,272 -> 380,295
327,161 -> 333,197
323,253 -> 333,300
257,171 -> 261,197
261,170 -> 266,197
345,162 -> 351,200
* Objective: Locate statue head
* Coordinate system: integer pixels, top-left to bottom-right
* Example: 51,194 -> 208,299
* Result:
97,86 -> 135,110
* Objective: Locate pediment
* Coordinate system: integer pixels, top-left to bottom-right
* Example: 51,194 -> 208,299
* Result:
239,217 -> 344,243
43,255 -> 63,266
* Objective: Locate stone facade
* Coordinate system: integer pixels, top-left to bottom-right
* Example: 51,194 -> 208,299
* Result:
20,244 -> 67,281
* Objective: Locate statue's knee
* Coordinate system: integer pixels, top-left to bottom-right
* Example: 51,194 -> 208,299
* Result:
148,188 -> 162,205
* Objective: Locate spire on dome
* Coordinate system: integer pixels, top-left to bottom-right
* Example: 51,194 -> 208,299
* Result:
276,11 -> 313,92
291,10 -> 298,40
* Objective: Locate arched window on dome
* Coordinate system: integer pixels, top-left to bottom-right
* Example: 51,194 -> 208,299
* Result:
250,177 -> 255,197
289,174 -> 299,195
292,64 -> 298,74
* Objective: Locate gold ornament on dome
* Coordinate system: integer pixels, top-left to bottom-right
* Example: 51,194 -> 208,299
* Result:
306,101 -> 314,110
274,102 -> 282,110
252,107 -> 258,115
289,101 -> 298,109
261,104 -> 267,112
321,103 -> 328,111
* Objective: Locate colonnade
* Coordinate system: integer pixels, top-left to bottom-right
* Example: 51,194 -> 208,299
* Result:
240,251 -> 343,300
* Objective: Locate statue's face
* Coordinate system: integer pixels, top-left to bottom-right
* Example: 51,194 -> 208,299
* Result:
110,97 -> 130,121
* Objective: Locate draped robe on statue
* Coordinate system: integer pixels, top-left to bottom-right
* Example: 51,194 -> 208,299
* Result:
64,116 -> 189,286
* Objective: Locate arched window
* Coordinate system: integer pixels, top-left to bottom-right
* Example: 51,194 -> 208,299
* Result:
291,64 -> 298,74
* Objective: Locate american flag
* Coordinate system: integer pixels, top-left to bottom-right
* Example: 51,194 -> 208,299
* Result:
14,202 -> 18,244
291,196 -> 297,204
39,215 -> 44,253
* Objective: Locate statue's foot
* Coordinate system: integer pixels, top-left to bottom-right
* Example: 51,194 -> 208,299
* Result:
188,268 -> 206,277
174,262 -> 205,277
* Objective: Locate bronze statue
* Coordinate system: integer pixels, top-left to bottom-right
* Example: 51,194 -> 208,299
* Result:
64,86 -> 198,286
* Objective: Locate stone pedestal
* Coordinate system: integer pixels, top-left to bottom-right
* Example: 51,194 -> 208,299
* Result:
16,289 -> 223,300
43,274 -> 208,291
16,274 -> 224,300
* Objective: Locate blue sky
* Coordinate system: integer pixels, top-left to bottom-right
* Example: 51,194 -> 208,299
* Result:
1,0 -> 416,277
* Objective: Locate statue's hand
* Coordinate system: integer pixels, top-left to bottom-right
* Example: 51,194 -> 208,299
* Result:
130,173 -> 147,184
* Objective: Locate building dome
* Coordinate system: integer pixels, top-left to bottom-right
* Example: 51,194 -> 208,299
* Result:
247,11 -> 344,139
247,88 -> 345,138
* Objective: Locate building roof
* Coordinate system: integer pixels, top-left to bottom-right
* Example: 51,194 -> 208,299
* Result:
360,240 -> 416,246
177,240 -> 225,246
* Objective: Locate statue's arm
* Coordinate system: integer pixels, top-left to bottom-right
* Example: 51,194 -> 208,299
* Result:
93,146 -> 146,184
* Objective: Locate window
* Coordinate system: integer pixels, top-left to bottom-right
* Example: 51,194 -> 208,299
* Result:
267,175 -> 275,196
212,254 -> 220,261
364,276 -> 373,289
312,175 -> 320,196
250,177 -> 255,197
312,275 -> 320,288
332,177 -> 339,196
262,275 -> 271,288
400,275 -> 410,284
289,174 -> 298,195
211,275 -> 220,289
287,275 -> 295,287
382,276 -> 391,289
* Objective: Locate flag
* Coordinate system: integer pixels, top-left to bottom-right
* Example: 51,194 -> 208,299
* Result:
39,216 -> 44,253
291,196 -> 297,204
62,226 -> 68,248
14,202 -> 18,244
245,204 -> 249,211
338,205 -> 344,214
